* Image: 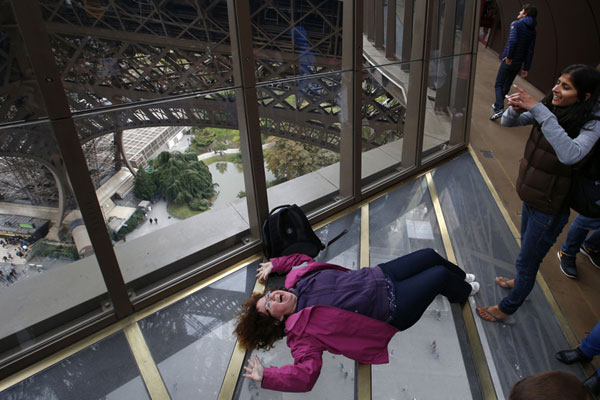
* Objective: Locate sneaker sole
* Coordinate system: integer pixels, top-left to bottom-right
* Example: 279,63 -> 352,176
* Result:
557,251 -> 577,279
489,112 -> 503,121
580,248 -> 600,270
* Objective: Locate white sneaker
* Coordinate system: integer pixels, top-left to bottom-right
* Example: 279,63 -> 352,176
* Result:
469,281 -> 480,296
465,273 -> 476,283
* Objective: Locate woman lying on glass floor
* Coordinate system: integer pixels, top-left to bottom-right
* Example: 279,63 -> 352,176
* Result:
235,248 -> 479,392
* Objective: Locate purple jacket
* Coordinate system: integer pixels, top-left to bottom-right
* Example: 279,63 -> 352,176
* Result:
261,254 -> 399,392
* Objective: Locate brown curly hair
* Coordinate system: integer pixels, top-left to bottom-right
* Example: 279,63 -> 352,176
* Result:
235,292 -> 286,350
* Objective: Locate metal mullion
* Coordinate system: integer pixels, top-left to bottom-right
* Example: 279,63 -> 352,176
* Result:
434,0 -> 457,112
385,0 -> 397,59
227,0 -> 269,237
460,0 -> 480,146
340,0 -> 363,202
11,0 -> 132,318
374,0 -> 385,48
400,0 -> 413,65
401,0 -> 434,168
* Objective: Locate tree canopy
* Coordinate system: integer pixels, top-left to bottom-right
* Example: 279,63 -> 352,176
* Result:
264,137 -> 339,181
134,151 -> 216,206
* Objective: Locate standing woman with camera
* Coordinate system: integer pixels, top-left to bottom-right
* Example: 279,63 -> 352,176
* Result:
478,64 -> 600,322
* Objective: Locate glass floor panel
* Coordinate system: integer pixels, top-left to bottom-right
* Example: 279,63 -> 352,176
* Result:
432,153 -> 585,398
370,177 -> 477,399
138,266 -> 258,400
0,332 -> 148,400
0,152 -> 585,400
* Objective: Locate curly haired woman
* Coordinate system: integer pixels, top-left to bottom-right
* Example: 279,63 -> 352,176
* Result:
235,248 -> 479,392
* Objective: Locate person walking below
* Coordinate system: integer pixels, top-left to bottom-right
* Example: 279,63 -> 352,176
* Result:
477,64 -> 600,323
556,321 -> 600,396
557,215 -> 600,278
490,4 -> 537,121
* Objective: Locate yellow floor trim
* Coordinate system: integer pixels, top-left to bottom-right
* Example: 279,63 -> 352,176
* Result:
124,323 -> 170,400
0,315 -> 136,392
357,203 -> 372,400
218,276 -> 266,400
426,171 -> 498,400
360,204 -> 370,269
468,145 -> 580,349
0,255 -> 259,392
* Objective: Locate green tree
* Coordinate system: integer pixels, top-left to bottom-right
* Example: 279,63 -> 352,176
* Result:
149,151 -> 217,205
134,167 -> 158,200
264,137 -> 340,181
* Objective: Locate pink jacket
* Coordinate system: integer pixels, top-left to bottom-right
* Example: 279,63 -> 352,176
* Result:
261,254 -> 399,392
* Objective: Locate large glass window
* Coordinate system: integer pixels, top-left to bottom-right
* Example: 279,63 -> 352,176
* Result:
0,122 -> 109,368
0,0 -> 479,380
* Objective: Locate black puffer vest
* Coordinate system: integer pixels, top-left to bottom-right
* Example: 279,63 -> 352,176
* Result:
516,124 -> 574,215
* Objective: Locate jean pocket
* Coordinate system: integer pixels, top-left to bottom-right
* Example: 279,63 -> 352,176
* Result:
526,205 -> 554,229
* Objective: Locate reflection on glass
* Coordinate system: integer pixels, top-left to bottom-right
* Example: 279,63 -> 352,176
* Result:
250,1 -> 343,83
40,0 -> 233,112
0,5 -> 48,123
0,120 -> 108,362
258,73 -> 342,210
422,54 -> 470,161
0,332 -> 148,400
369,177 -> 473,399
139,266 -> 257,400
360,63 -> 409,186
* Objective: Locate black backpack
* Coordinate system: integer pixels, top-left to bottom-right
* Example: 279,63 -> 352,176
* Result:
262,204 -> 325,258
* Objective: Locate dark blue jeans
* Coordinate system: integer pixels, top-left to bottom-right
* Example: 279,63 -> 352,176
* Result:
493,61 -> 522,111
560,215 -> 600,256
581,321 -> 600,377
379,248 -> 471,331
499,203 -> 569,315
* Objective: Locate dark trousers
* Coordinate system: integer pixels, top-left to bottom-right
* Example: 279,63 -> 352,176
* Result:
499,203 -> 569,314
493,61 -> 522,111
379,248 -> 471,331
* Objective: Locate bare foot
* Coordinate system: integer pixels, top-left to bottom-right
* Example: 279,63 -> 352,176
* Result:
495,276 -> 514,289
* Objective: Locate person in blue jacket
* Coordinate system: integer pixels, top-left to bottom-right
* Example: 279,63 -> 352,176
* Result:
490,4 -> 537,121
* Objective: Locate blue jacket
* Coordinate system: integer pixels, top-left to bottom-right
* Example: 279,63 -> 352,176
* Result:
501,16 -> 536,71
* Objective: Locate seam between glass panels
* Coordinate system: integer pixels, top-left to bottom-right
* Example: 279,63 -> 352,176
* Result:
357,203 -> 372,400
124,323 -> 170,399
217,278 -> 265,400
426,171 -> 498,400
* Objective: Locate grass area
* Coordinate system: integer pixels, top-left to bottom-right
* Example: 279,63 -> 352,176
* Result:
29,240 -> 79,260
168,202 -> 203,219
201,152 -> 242,166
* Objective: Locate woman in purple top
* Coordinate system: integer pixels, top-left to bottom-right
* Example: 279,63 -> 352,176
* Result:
235,248 -> 479,392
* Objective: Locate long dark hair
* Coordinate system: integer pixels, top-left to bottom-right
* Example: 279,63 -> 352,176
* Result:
540,64 -> 600,135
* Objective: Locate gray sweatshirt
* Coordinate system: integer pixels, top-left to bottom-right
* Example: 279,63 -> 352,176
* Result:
501,103 -> 600,165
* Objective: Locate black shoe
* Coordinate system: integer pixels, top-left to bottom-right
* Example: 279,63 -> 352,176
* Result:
580,246 -> 600,270
490,109 -> 504,121
557,250 -> 578,279
556,347 -> 592,364
584,373 -> 600,396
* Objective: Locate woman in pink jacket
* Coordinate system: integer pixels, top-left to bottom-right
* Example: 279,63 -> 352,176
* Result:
235,248 -> 479,392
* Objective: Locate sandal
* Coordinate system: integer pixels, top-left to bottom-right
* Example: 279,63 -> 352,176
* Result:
476,306 -> 507,322
495,276 -> 514,289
